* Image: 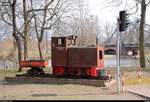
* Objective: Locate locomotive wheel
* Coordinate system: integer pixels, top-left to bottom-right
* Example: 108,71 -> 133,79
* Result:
80,68 -> 85,77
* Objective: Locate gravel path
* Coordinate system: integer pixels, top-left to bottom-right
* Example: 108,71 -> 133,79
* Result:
0,81 -> 145,100
126,85 -> 150,99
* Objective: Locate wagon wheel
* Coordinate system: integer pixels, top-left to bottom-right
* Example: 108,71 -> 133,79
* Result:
27,68 -> 45,76
32,68 -> 40,75
37,68 -> 45,75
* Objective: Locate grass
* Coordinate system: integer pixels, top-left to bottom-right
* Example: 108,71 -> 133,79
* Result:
105,66 -> 150,86
142,68 -> 150,73
125,76 -> 150,86
0,67 -> 52,80
0,66 -> 150,86
122,67 -> 150,86
105,66 -> 150,72
0,69 -> 17,80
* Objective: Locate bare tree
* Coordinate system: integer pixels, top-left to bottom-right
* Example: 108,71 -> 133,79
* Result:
23,0 -> 29,60
0,0 -> 33,71
107,0 -> 150,68
138,0 -> 147,68
29,0 -> 78,59
55,14 -> 101,46
123,20 -> 140,44
54,0 -> 101,46
103,23 -> 117,45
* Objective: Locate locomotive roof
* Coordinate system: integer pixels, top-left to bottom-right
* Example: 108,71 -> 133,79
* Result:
68,45 -> 103,48
52,35 -> 77,38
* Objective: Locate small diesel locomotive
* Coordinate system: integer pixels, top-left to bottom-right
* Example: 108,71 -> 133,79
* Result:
19,35 -> 105,78
51,35 -> 105,78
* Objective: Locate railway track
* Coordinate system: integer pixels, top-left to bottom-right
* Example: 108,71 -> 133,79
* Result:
15,73 -> 113,80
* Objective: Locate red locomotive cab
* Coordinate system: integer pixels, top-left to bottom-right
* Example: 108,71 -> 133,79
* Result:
51,35 -> 77,67
51,35 -> 77,76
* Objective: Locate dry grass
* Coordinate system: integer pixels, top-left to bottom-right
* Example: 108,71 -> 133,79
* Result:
0,38 -> 51,60
123,68 -> 150,86
0,67 -> 52,80
125,76 -> 150,85
0,69 -> 17,80
0,67 -> 148,100
0,66 -> 150,86
105,66 -> 150,86
0,69 -> 27,80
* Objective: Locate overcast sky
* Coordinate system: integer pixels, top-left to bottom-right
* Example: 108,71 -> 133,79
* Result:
87,0 -> 150,25
88,0 -> 118,24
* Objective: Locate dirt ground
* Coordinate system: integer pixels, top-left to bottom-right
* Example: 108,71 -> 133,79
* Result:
0,68 -> 150,100
0,81 -> 145,100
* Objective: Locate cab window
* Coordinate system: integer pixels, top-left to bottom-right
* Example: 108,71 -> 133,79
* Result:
58,38 -> 65,45
99,51 -> 103,59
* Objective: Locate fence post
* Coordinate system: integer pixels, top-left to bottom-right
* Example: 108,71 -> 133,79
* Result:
121,72 -> 125,93
108,70 -> 111,83
137,65 -> 141,84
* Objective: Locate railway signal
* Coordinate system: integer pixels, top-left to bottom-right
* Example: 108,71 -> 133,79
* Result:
116,10 -> 130,94
119,10 -> 130,32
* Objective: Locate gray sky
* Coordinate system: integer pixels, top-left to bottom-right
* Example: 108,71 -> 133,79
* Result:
88,0 -> 118,24
87,0 -> 150,25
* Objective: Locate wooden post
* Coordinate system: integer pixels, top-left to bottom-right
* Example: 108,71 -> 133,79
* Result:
108,70 -> 111,83
121,72 -> 125,93
138,65 -> 142,84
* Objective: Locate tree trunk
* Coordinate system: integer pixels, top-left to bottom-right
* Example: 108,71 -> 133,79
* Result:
24,36 -> 28,60
12,0 -> 23,71
139,0 -> 146,68
16,38 -> 23,71
23,0 -> 28,60
38,41 -> 43,60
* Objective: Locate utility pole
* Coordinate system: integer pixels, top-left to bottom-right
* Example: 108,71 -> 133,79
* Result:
116,18 -> 120,94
